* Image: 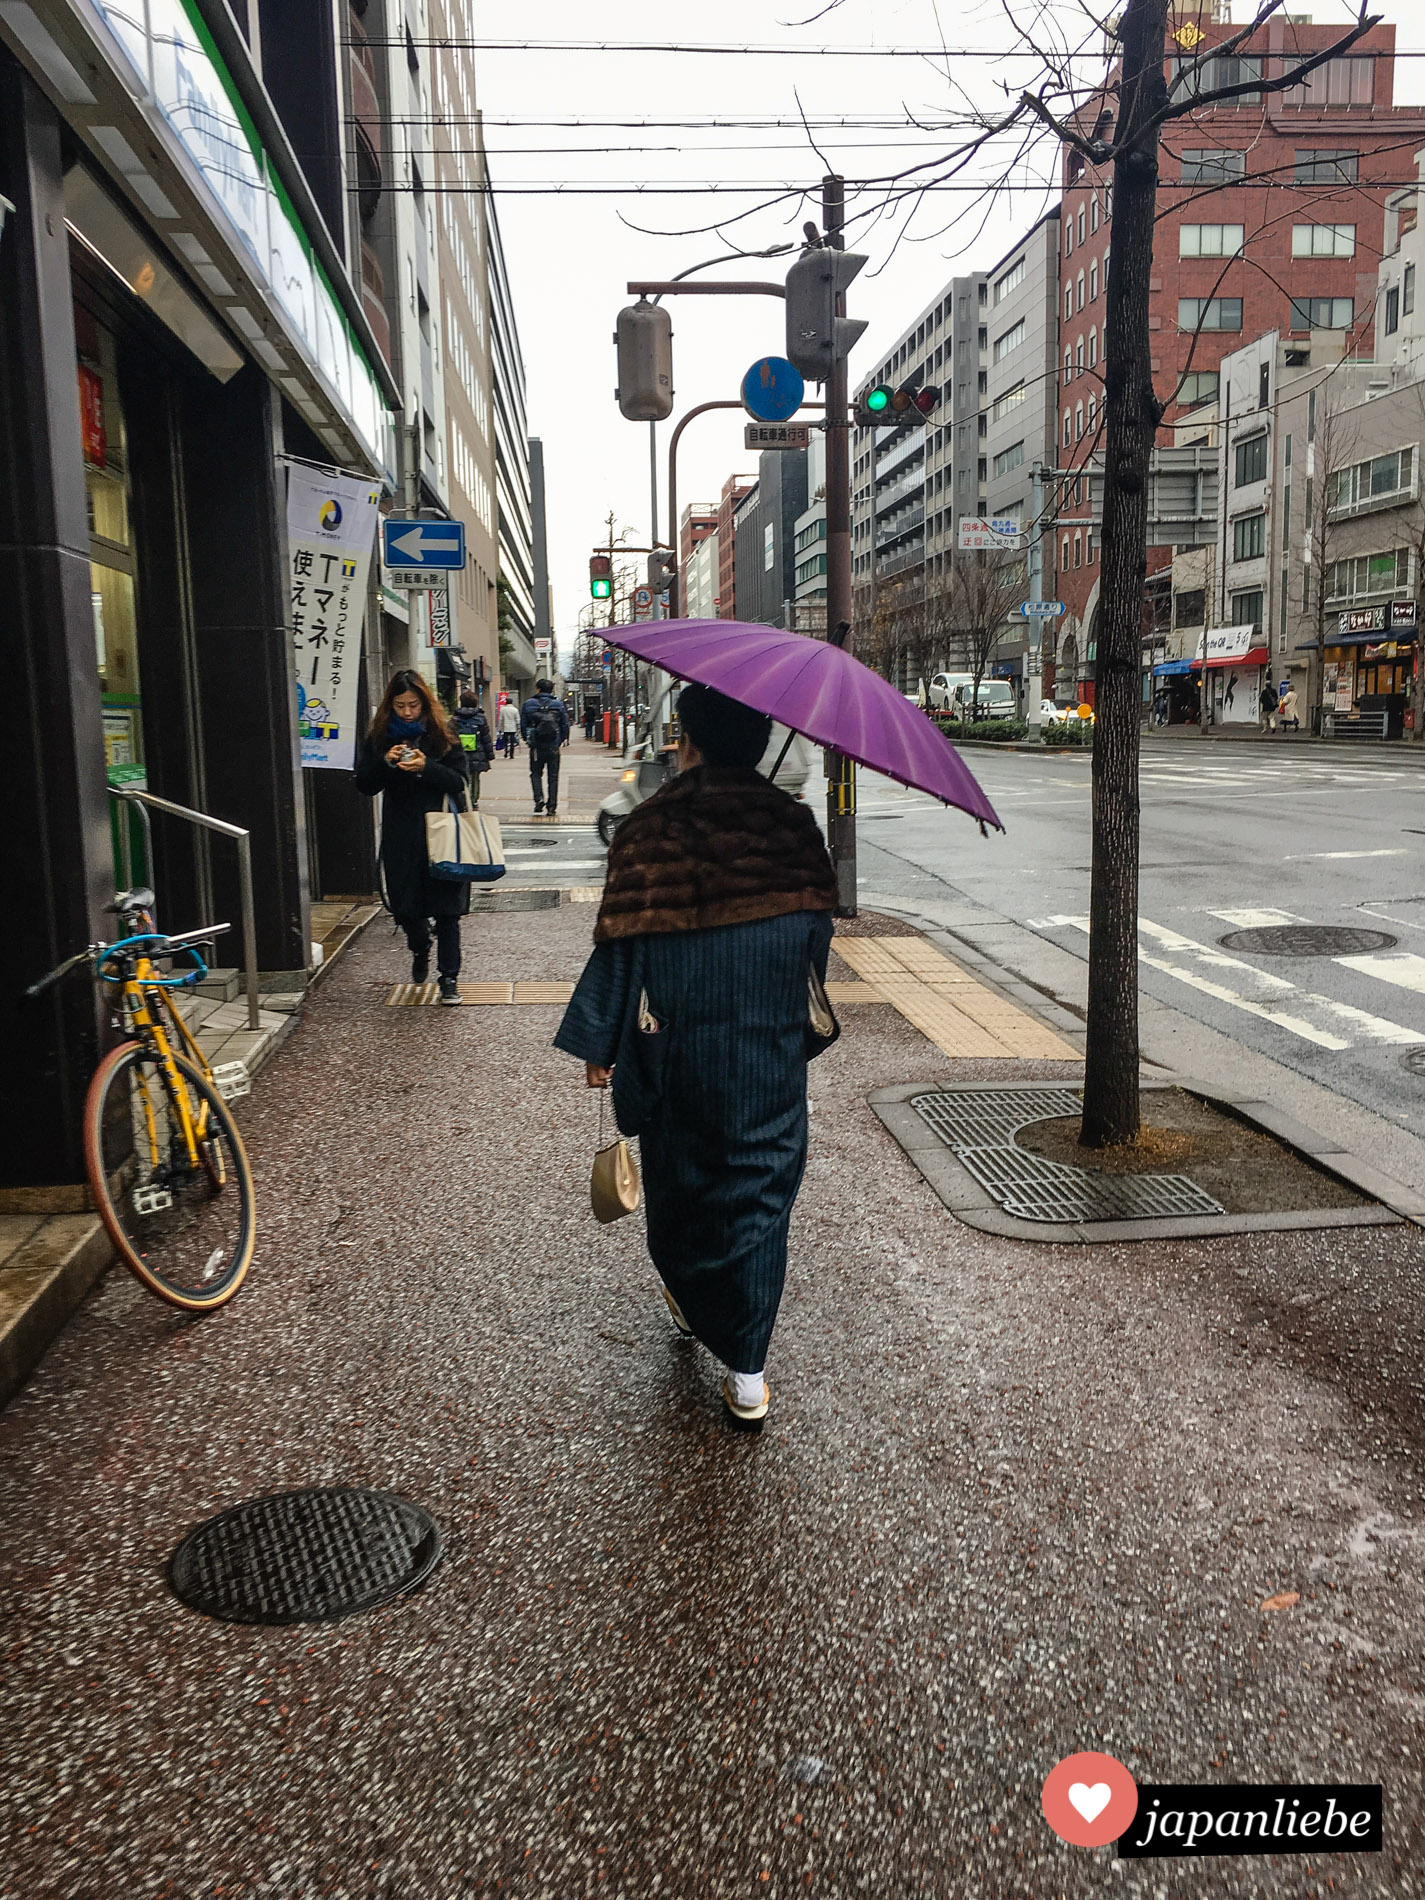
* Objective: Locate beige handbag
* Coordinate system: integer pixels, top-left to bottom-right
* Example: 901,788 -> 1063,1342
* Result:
591,1086 -> 641,1224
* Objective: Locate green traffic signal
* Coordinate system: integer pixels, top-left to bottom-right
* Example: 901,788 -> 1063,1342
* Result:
590,577 -> 612,600
865,385 -> 892,413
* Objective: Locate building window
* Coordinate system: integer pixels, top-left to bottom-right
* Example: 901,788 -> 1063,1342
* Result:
1175,587 -> 1206,627
763,522 -> 775,571
1089,326 -> 1098,367
1291,56 -> 1374,106
1076,269 -> 1085,309
1229,589 -> 1264,632
993,380 -> 1026,420
1179,297 -> 1242,332
1293,148 -> 1360,184
1065,221 -> 1074,258
1075,335 -> 1084,372
1064,284 -> 1075,320
1090,196 -> 1100,232
1179,223 -> 1245,258
1087,395 -> 1097,434
1089,258 -> 1099,301
1330,446 -> 1415,512
993,440 -> 1025,477
1181,149 -> 1246,183
1063,345 -> 1073,384
1073,531 -> 1082,568
1233,512 -> 1266,561
1063,412 -> 1072,448
994,256 -> 1025,302
1234,433 -> 1268,487
994,319 -> 1026,360
1074,401 -> 1084,440
795,553 -> 828,586
1077,207 -> 1086,245
1062,535 -> 1071,571
1291,223 -> 1356,258
1406,263 -> 1416,316
1170,53 -> 1261,103
1289,297 -> 1354,331
1385,286 -> 1401,335
1176,370 -> 1219,411
1325,549 -> 1411,602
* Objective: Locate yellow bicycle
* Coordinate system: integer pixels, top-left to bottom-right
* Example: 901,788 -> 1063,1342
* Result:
26,887 -> 256,1310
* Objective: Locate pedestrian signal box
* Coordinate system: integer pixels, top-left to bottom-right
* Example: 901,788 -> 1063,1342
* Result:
589,554 -> 612,600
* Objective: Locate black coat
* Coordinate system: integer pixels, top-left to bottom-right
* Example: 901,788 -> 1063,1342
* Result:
452,707 -> 494,774
355,729 -> 470,920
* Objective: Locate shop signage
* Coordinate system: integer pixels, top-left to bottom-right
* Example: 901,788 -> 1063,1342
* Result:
78,365 -> 107,467
1362,642 -> 1398,661
1340,606 -> 1386,634
91,0 -> 389,473
958,517 -> 1022,549
286,466 -> 381,770
1392,601 -> 1418,629
1198,624 -> 1256,666
428,579 -> 452,648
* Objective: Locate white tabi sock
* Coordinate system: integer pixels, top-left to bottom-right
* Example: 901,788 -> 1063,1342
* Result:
729,1369 -> 766,1408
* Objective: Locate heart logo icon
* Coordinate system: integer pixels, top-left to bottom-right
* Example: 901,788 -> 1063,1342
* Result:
1068,1782 -> 1112,1823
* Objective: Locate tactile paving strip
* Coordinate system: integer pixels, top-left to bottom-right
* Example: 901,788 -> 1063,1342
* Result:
836,937 -> 1079,1059
910,1087 -> 1223,1224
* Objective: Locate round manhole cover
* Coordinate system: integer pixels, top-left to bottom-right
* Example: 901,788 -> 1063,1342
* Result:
168,1486 -> 441,1625
1218,925 -> 1398,957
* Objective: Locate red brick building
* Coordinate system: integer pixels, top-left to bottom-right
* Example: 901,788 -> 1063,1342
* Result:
1054,11 -> 1425,693
715,475 -> 754,617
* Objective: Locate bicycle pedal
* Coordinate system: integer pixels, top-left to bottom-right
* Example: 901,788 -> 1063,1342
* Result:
133,1185 -> 174,1216
212,1061 -> 251,1101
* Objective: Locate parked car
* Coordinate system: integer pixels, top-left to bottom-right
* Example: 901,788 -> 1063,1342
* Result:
1041,699 -> 1094,726
596,688 -> 814,845
928,673 -> 1018,720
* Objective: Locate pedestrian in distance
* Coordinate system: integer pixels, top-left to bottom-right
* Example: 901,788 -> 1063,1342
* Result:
1258,683 -> 1278,733
583,699 -> 600,742
355,669 -> 469,1006
452,689 -> 494,801
497,695 -> 521,759
523,676 -> 570,816
1280,684 -> 1301,731
555,684 -> 840,1433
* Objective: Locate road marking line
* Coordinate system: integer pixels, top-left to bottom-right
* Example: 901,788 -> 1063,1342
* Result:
1284,849 -> 1410,860
1336,952 -> 1425,997
1206,907 -> 1305,928
1049,915 -> 1425,1049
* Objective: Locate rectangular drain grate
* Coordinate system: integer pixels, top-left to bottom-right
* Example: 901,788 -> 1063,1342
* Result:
910,1088 -> 1224,1224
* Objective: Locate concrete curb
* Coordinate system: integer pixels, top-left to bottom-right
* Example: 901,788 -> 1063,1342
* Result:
869,1080 -> 1407,1245
0,1214 -> 112,1411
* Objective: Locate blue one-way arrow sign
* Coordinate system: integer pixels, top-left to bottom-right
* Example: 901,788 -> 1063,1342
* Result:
382,517 -> 467,570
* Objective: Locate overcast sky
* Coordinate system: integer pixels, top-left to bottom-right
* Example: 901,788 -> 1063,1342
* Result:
482,0 -> 1423,654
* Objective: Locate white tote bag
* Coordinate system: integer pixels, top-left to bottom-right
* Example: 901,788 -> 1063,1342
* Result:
425,797 -> 507,883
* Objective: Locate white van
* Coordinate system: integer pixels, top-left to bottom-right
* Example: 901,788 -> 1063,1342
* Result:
927,673 -> 1018,720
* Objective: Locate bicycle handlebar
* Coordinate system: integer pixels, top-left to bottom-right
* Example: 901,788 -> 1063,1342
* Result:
23,922 -> 232,1002
22,949 -> 91,1001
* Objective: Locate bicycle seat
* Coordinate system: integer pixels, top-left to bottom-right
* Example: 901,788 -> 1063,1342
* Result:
108,887 -> 156,915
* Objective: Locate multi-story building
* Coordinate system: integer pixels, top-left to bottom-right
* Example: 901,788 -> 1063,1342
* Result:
1379,147 -> 1424,375
715,475 -> 754,617
791,433 -> 828,633
685,528 -> 721,618
2,1 -> 403,1191
487,205 -> 538,688
1055,6 -> 1425,697
731,449 -> 810,628
981,213 -> 1062,693
679,502 -> 718,573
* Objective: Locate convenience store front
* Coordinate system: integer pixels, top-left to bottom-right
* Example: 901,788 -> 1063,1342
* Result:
1312,603 -> 1418,738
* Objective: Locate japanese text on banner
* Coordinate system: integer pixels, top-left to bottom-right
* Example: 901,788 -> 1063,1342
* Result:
286,467 -> 381,769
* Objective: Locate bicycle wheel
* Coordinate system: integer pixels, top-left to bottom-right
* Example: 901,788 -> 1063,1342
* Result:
84,1042 -> 256,1310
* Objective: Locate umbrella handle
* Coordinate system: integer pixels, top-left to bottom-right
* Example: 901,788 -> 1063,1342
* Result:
769,727 -> 798,782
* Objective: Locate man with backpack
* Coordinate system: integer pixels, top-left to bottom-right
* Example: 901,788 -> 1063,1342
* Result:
521,678 -> 570,814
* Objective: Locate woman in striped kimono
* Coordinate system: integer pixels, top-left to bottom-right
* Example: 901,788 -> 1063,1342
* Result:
555,686 -> 840,1432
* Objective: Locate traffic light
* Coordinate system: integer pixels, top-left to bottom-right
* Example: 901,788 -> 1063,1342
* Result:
589,553 -> 612,600
614,299 -> 674,420
647,549 -> 676,592
784,244 -> 867,384
854,380 -> 942,428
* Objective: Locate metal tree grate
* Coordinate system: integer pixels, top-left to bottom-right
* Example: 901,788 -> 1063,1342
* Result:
168,1486 -> 442,1626
910,1088 -> 1224,1224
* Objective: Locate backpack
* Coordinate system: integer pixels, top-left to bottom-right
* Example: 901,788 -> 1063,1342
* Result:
531,703 -> 561,750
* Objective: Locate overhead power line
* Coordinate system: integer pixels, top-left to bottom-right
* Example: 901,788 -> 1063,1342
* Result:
347,37 -> 1425,55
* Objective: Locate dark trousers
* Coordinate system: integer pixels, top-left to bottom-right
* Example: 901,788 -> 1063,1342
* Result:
530,748 -> 560,810
500,731 -> 518,758
397,913 -> 461,979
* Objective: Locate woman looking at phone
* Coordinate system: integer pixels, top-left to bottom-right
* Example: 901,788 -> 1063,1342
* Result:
355,669 -> 469,1005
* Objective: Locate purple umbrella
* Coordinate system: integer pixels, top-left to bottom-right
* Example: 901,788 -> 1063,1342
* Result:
601,618 -> 1002,831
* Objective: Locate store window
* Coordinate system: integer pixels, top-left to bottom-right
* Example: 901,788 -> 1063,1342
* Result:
1229,589 -> 1263,632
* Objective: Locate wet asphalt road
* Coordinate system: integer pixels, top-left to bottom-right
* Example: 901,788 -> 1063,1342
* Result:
3,903 -> 1425,1897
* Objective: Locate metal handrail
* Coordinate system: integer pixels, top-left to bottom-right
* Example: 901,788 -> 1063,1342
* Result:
107,788 -> 261,1030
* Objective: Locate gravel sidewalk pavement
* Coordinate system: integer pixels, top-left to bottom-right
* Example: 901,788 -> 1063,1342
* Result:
2,899 -> 1424,1898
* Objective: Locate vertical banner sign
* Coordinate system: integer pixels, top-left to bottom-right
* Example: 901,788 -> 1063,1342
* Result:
286,467 -> 381,769
429,580 -> 452,648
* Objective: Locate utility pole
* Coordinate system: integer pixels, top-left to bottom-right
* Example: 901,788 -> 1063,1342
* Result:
822,174 -> 856,918
1027,462 -> 1044,734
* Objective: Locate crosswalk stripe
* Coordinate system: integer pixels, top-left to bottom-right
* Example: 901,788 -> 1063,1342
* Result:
1206,907 -> 1304,927
1336,952 -> 1425,996
1038,914 -> 1425,1050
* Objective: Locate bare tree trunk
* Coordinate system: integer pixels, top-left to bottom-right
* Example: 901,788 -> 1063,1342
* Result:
1081,0 -> 1169,1148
